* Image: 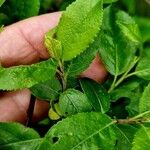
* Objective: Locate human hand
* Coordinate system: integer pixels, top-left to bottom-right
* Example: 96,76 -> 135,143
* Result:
0,12 -> 107,124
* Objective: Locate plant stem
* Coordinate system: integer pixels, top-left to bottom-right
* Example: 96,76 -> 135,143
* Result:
131,110 -> 150,120
115,118 -> 149,124
125,71 -> 139,79
114,111 -> 150,125
108,57 -> 139,93
108,75 -> 117,93
115,57 -> 139,87
26,95 -> 36,127
58,60 -> 67,91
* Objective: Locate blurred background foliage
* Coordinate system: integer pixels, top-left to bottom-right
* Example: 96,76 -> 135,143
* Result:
0,0 -> 150,44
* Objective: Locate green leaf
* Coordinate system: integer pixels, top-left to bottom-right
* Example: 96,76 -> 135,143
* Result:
116,10 -> 141,43
126,96 -> 140,117
31,78 -> 62,101
0,122 -> 42,150
114,124 -> 138,150
1,0 -> 40,19
56,0 -> 103,61
80,79 -> 110,113
110,78 -> 142,102
135,48 -> 150,80
103,0 -> 118,4
0,0 -> 5,7
110,77 -> 146,116
46,112 -> 116,150
99,31 -> 137,75
132,125 -> 150,150
98,7 -> 139,75
0,59 -> 57,90
45,28 -> 62,60
110,77 -> 147,117
67,31 -> 100,77
139,83 -> 150,116
36,138 -> 52,150
59,89 -> 92,116
135,17 -> 150,42
121,0 -> 136,15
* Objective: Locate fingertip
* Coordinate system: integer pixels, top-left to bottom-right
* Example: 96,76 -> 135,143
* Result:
17,12 -> 62,60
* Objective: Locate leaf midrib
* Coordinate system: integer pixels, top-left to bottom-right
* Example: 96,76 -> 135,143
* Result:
71,121 -> 114,150
135,68 -> 150,74
0,138 -> 42,148
116,126 -> 131,144
142,125 -> 150,141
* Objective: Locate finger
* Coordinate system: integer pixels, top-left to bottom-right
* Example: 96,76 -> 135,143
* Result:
0,89 -> 49,124
0,12 -> 61,67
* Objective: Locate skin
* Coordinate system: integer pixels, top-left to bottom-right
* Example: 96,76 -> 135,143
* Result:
0,12 -> 107,124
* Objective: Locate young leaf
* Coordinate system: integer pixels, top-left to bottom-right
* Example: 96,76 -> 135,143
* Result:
49,106 -> 61,120
0,59 -> 57,90
45,28 -> 62,60
30,78 -> 62,101
139,83 -> 150,116
46,112 -> 116,150
98,7 -> 140,75
114,124 -> 138,150
132,125 -> 150,150
80,79 -> 110,113
59,89 -> 92,116
135,48 -> 150,80
67,31 -> 101,77
0,122 -> 42,150
56,0 -> 103,61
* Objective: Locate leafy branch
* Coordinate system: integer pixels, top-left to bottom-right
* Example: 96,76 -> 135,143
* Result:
115,110 -> 150,124
108,56 -> 139,92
